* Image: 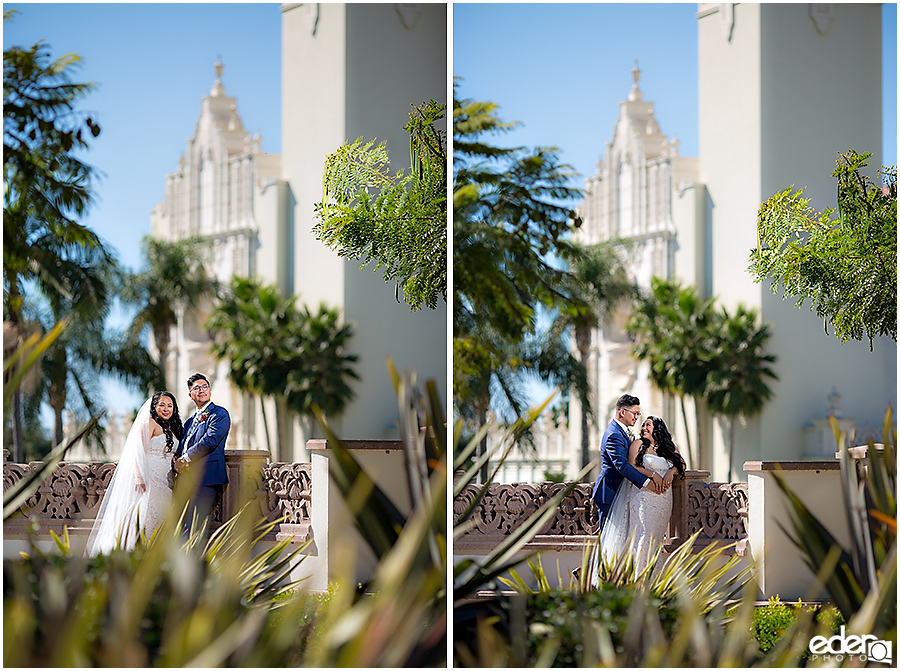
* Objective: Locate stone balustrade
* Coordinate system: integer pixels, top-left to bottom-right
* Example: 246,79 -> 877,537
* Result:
454,470 -> 749,555
3,450 -> 312,543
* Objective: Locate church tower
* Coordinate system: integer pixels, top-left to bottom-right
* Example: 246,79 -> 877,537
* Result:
697,3 -> 895,477
573,65 -> 701,475
151,61 -> 286,451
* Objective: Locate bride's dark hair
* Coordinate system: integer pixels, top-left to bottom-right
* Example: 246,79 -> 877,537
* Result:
150,391 -> 184,453
637,415 -> 686,478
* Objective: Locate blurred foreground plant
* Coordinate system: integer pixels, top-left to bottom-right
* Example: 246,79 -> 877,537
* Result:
771,407 -> 896,647
5,355 -> 450,666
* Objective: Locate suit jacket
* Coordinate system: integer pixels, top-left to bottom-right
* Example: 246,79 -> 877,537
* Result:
591,420 -> 649,527
177,401 -> 230,487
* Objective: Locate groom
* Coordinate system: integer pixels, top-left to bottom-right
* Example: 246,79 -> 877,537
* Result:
173,373 -> 230,534
591,394 -> 663,531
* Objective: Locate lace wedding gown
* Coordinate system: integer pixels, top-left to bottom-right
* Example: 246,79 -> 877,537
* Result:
140,434 -> 176,534
595,453 -> 674,579
628,453 -> 673,573
85,426 -> 177,556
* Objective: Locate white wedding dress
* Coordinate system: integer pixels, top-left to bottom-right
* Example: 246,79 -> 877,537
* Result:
595,453 -> 674,580
141,433 -> 176,533
85,399 -> 177,556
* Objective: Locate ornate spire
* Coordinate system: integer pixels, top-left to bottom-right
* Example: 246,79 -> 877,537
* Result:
211,57 -> 225,97
628,61 -> 643,102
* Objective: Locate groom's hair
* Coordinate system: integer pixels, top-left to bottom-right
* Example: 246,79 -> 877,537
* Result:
615,394 -> 640,410
187,372 -> 208,389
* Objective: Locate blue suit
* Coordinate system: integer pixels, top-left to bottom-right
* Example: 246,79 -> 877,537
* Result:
591,420 -> 649,530
177,401 -> 230,487
176,401 -> 230,531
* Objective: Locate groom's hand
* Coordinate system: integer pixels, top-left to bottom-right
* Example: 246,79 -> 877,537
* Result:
651,472 -> 664,494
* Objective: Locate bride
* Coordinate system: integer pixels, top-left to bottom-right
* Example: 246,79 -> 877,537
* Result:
597,415 -> 686,575
85,391 -> 183,556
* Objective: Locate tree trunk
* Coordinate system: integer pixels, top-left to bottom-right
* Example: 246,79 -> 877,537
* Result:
678,395 -> 695,470
727,418 -> 736,482
5,307 -> 25,463
476,394 -> 489,485
576,324 -> 592,475
275,400 -> 286,463
260,396 -> 273,456
154,323 -> 170,389
49,382 -> 66,448
11,392 -> 24,463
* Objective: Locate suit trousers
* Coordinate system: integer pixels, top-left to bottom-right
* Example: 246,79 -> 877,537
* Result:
182,484 -> 222,538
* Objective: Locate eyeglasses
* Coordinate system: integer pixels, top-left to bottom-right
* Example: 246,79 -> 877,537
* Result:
625,409 -> 640,417
190,383 -> 210,392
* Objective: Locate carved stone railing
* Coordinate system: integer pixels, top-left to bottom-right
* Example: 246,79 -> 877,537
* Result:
454,470 -> 748,555
3,450 -> 312,543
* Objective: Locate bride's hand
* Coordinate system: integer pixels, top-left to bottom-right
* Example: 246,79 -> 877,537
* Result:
135,478 -> 146,494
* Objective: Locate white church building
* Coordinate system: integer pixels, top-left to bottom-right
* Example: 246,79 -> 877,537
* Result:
566,3 -> 896,483
149,4 -> 447,462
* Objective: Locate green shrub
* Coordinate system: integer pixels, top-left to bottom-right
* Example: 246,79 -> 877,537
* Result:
751,596 -> 812,653
748,596 -> 845,658
525,584 -> 679,667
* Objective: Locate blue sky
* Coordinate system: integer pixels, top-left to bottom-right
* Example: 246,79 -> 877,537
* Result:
454,3 -> 898,184
4,3 -> 284,271
4,3 -> 284,413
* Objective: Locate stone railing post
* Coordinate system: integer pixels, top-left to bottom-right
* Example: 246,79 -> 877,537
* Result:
307,439 -> 408,589
744,460 -> 844,599
223,449 -> 270,522
666,469 -> 710,549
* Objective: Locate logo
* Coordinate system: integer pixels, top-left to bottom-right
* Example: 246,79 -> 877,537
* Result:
809,626 -> 893,664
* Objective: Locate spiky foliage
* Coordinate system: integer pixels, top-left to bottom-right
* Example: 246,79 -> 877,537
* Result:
453,393 -> 595,612
314,100 -> 447,311
749,150 -> 897,346
5,360 -> 449,667
772,409 -> 896,643
3,486 -> 310,667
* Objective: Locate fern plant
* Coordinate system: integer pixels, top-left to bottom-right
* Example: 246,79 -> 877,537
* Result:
313,100 -> 447,311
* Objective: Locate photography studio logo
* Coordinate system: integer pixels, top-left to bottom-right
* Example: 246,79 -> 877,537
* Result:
809,626 -> 893,664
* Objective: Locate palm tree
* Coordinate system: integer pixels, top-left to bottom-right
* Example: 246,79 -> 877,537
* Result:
24,263 -> 162,449
3,25 -> 106,461
453,86 -> 586,481
706,305 -> 778,480
120,236 -> 217,388
206,276 -> 359,462
565,241 -> 636,472
626,277 -> 719,469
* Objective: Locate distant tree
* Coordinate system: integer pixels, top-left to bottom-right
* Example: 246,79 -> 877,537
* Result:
706,305 -> 778,481
749,150 -> 896,347
564,241 -> 637,472
314,100 -> 446,311
207,276 -> 358,462
3,16 -> 107,460
627,278 -> 719,469
453,85 -> 585,480
119,236 -> 217,388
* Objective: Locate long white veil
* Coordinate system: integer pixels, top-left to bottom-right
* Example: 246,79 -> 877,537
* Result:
84,398 -> 152,557
590,478 -> 636,587
599,478 -> 635,564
